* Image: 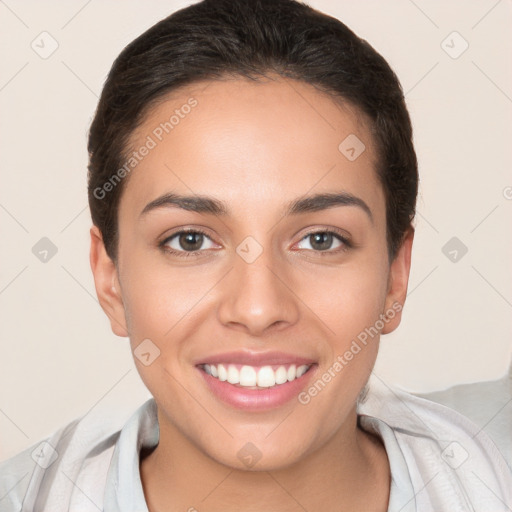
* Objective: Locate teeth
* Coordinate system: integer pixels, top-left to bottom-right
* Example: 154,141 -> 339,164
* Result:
257,366 -> 275,387
218,364 -> 228,382
240,365 -> 257,386
203,363 -> 311,388
287,364 -> 296,382
275,366 -> 288,385
227,365 -> 239,384
296,365 -> 308,378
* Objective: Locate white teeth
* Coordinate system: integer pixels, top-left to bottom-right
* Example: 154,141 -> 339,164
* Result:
204,363 -> 311,388
227,364 -> 239,384
257,366 -> 276,387
296,365 -> 309,378
287,364 -> 297,381
239,365 -> 257,386
218,364 -> 228,382
275,366 -> 288,385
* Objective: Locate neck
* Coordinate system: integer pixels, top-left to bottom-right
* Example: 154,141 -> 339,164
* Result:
140,408 -> 390,512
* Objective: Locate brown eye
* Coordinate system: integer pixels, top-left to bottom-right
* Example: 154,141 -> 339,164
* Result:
309,232 -> 334,251
178,232 -> 204,251
296,231 -> 348,252
162,230 -> 216,254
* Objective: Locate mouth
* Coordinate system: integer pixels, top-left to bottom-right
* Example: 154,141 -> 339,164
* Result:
196,353 -> 316,410
201,363 -> 312,389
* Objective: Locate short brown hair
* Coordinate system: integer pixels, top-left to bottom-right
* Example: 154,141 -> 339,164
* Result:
88,0 -> 418,261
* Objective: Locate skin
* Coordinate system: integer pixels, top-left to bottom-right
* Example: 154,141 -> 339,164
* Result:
90,76 -> 413,512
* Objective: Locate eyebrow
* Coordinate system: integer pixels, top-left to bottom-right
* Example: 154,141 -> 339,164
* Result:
140,191 -> 373,222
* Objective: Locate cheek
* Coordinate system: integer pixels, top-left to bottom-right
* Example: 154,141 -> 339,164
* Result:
119,239 -> 208,333
123,274 -> 201,343
300,256 -> 390,345
297,260 -> 389,418
119,256 -> 221,391
120,268 -> 201,399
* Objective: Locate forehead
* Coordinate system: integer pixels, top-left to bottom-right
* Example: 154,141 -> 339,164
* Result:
121,76 -> 384,221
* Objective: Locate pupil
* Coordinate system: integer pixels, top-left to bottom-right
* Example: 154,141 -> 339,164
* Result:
180,232 -> 203,251
311,232 -> 332,251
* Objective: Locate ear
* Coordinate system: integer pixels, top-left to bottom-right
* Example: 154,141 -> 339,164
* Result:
89,226 -> 129,337
381,228 -> 414,334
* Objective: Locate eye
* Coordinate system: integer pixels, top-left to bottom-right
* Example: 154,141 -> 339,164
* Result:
160,229 -> 217,255
296,230 -> 350,252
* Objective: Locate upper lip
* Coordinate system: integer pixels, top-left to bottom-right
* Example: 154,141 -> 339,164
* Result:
195,350 -> 316,367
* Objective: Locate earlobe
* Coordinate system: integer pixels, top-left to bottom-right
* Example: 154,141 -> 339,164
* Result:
89,226 -> 129,337
381,228 -> 414,334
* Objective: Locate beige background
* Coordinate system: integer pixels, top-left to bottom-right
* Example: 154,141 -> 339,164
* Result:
0,0 -> 511,461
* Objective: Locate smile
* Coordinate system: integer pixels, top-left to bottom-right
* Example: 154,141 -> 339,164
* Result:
197,353 -> 317,410
202,363 -> 312,389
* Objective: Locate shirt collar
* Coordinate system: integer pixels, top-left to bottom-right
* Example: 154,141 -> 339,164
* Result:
358,414 -> 417,512
104,399 -> 159,512
104,379 -> 415,512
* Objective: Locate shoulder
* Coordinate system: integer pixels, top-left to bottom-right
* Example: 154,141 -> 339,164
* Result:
417,367 -> 512,469
0,399 -> 154,511
358,374 -> 512,511
0,418 -> 84,511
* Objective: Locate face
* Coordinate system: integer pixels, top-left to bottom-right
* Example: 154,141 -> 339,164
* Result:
91,76 -> 412,470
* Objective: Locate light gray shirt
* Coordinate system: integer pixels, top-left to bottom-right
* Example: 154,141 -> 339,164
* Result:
1,374 -> 511,511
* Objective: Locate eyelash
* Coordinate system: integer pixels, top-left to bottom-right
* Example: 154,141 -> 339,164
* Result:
158,228 -> 352,259
159,228 -> 213,259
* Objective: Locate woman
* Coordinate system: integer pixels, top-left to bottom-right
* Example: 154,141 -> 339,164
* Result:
1,0 -> 511,510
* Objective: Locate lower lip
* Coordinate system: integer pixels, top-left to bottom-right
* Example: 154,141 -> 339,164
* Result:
198,366 -> 316,411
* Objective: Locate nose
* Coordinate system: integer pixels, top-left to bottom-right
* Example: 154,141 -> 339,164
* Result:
216,246 -> 300,336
